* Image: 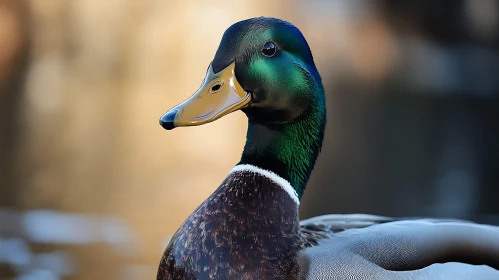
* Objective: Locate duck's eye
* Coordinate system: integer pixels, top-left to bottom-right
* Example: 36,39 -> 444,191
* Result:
261,41 -> 276,57
210,82 -> 223,93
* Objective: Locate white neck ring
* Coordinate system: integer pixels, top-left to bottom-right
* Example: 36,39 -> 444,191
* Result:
229,164 -> 300,205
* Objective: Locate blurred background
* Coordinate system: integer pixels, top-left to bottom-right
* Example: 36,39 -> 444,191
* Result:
0,0 -> 498,279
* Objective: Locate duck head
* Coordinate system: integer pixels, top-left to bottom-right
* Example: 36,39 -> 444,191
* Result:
160,17 -> 326,200
160,17 -> 323,129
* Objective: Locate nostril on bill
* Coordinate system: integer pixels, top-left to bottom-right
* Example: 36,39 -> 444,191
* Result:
210,82 -> 224,93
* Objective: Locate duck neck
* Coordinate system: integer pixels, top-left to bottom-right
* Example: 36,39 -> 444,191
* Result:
239,102 -> 326,200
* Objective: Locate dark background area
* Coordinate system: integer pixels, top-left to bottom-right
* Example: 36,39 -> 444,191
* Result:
303,0 -> 499,224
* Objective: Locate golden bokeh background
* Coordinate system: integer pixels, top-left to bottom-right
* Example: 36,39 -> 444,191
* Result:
1,0 -> 498,279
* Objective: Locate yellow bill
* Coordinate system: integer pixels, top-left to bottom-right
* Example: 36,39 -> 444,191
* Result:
159,62 -> 250,130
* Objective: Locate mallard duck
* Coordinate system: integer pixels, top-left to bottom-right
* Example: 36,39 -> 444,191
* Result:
157,17 -> 499,280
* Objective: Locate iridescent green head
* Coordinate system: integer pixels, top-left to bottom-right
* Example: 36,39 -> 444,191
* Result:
160,17 -> 326,199
213,17 -> 323,124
